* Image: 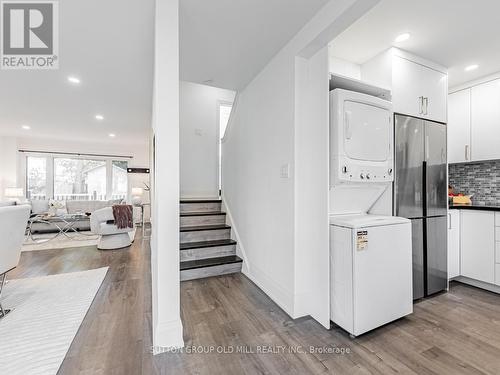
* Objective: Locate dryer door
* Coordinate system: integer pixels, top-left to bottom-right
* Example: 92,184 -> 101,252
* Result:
344,101 -> 391,162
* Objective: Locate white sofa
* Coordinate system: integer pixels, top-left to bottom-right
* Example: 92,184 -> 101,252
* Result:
29,199 -> 123,233
90,207 -> 134,250
0,204 -> 31,317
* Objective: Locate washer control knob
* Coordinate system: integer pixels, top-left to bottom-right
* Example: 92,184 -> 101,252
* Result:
360,173 -> 365,180
366,173 -> 371,180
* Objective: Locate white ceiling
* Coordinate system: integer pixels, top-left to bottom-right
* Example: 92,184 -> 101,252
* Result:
329,0 -> 500,88
0,0 -> 154,144
180,0 -> 330,90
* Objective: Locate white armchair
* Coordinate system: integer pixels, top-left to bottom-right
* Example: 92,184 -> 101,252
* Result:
0,204 -> 31,318
90,207 -> 134,250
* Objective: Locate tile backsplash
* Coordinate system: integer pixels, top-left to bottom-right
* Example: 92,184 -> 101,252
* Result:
449,161 -> 500,205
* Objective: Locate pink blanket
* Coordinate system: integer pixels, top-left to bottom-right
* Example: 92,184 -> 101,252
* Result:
112,205 -> 133,229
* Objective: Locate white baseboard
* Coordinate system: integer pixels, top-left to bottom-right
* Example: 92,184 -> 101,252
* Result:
242,265 -> 295,319
454,276 -> 500,294
152,319 -> 184,355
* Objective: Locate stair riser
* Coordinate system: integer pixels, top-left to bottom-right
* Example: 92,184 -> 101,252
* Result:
180,215 -> 226,227
180,262 -> 242,281
180,244 -> 236,262
180,202 -> 221,213
180,228 -> 231,243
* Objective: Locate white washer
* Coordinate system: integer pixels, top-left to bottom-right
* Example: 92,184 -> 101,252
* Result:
329,214 -> 413,337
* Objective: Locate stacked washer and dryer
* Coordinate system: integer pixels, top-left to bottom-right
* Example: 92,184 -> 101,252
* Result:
329,89 -> 413,337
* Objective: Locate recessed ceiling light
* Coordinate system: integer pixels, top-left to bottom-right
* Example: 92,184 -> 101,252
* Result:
21,125 -> 31,130
395,33 -> 411,43
95,114 -> 104,121
67,76 -> 81,84
465,64 -> 479,72
108,133 -> 116,138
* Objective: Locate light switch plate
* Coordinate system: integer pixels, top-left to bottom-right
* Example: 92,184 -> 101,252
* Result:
280,164 -> 290,179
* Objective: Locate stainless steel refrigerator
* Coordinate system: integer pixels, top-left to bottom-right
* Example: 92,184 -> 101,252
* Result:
394,114 -> 448,300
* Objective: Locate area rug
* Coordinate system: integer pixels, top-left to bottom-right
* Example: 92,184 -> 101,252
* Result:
0,267 -> 109,375
22,231 -> 99,251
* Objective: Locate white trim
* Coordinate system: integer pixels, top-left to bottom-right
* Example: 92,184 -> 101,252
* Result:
152,319 -> 184,355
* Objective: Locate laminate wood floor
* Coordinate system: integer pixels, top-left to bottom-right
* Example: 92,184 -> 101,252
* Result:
9,231 -> 500,375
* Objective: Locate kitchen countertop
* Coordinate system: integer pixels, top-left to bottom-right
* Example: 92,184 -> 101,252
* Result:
449,203 -> 500,211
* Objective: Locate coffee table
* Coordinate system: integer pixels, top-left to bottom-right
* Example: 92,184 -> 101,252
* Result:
27,214 -> 97,243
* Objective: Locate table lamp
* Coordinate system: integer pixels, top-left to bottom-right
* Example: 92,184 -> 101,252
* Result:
4,187 -> 24,203
131,187 -> 143,206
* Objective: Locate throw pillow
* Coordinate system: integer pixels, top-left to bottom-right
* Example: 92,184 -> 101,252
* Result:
30,199 -> 50,214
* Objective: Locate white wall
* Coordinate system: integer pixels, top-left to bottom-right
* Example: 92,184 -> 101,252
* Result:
0,136 -> 19,201
180,81 -> 235,198
294,47 -> 330,327
222,0 -> 379,322
150,0 -> 184,351
328,55 -> 361,79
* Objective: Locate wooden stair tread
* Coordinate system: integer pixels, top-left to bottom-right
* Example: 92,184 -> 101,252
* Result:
180,239 -> 236,250
180,211 -> 226,217
180,224 -> 231,232
180,255 -> 243,271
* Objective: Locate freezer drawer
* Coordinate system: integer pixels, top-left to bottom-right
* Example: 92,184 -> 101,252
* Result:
427,216 -> 448,295
411,218 -> 425,300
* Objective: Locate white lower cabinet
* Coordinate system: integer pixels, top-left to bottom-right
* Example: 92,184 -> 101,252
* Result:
460,210 -> 495,284
447,210 -> 460,279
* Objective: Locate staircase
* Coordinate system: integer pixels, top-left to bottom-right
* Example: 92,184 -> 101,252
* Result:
180,199 -> 242,281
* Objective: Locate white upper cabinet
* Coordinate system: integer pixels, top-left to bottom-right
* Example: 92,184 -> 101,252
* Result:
392,57 -> 448,123
362,49 -> 448,123
471,79 -> 500,161
448,89 -> 471,163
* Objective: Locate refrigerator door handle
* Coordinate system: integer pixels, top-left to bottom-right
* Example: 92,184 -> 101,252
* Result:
424,97 -> 429,115
465,144 -> 469,161
425,135 -> 430,160
418,96 -> 423,114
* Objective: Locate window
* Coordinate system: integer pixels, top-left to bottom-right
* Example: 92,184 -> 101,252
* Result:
26,156 -> 47,200
219,103 -> 232,139
219,103 -> 233,191
112,160 -> 128,200
54,158 -> 107,200
23,153 -> 129,201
